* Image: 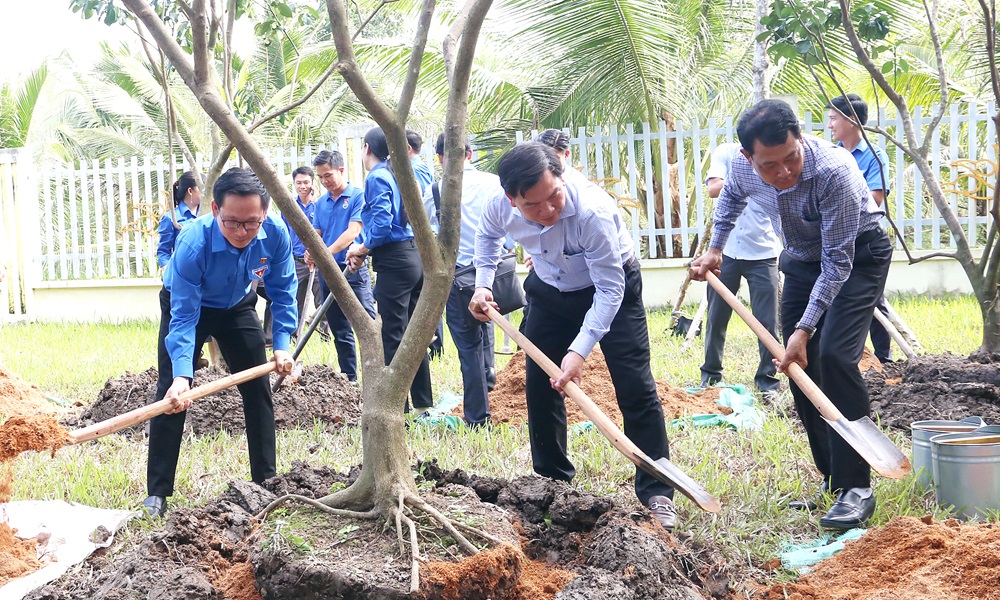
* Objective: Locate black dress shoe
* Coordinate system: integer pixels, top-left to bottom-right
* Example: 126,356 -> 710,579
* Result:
647,495 -> 677,531
820,487 -> 876,530
142,495 -> 168,519
787,481 -> 828,511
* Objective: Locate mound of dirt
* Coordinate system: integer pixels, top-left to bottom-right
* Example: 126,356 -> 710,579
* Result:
0,523 -> 42,588
762,515 -> 1000,599
0,367 -> 56,417
866,353 -> 1000,431
67,365 -> 362,436
27,460 -> 734,600
461,348 -> 728,426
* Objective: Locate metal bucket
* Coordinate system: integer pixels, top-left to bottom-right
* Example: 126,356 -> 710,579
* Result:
931,425 -> 1000,520
911,417 -> 986,489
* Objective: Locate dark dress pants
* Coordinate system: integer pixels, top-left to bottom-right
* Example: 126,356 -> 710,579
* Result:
869,295 -> 892,362
148,289 -> 276,497
779,229 -> 892,492
446,281 -> 491,424
293,257 -> 322,331
700,254 -> 780,393
318,264 -> 376,381
370,240 -> 434,410
521,262 -> 672,505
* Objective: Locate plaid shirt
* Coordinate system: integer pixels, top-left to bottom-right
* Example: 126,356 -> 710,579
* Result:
711,135 -> 884,329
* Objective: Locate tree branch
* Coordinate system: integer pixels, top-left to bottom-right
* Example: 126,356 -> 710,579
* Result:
397,0 -> 435,122
919,0 -> 949,157
442,0 -> 474,84
977,0 -> 1000,105
353,0 -> 400,41
191,0 -> 211,85
908,250 -> 958,263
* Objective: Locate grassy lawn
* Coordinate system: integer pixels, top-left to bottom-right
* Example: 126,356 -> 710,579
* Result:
0,293 -> 985,584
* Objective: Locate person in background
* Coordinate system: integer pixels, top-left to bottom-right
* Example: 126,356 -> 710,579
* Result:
423,133 -> 500,426
827,93 -> 893,364
471,142 -> 678,530
157,171 -> 202,269
144,167 -> 297,519
305,150 -> 376,382
279,166 -> 323,332
346,127 -> 434,412
407,128 -> 443,358
699,142 -> 782,397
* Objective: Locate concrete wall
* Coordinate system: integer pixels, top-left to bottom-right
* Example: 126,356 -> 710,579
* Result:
22,250 -> 974,323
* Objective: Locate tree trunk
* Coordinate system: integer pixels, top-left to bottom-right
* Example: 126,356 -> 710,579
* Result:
752,0 -> 770,103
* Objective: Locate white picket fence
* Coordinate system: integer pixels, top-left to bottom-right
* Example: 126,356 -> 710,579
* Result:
19,103 -> 1000,286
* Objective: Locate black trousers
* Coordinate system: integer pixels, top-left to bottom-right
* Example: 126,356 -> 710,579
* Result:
522,262 -> 672,505
780,229 -> 892,492
147,288 -> 276,497
319,263 -> 376,381
869,295 -> 892,362
370,240 -> 433,410
445,281 -> 495,424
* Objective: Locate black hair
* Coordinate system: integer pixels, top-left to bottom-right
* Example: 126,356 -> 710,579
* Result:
313,149 -> 345,170
292,166 -> 314,179
497,142 -> 564,199
827,93 -> 868,126
736,99 -> 801,156
213,167 -> 270,211
434,133 -> 471,156
363,127 -> 391,162
534,128 -> 570,152
405,129 -> 422,153
172,171 -> 199,207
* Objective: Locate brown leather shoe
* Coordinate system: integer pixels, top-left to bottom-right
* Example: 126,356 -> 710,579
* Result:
647,495 -> 677,531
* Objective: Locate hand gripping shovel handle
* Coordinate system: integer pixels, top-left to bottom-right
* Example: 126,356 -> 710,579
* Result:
272,264 -> 352,392
484,305 -> 721,513
704,271 -> 911,479
68,361 -> 277,445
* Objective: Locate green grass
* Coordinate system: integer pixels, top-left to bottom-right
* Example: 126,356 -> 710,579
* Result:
0,293 -> 986,588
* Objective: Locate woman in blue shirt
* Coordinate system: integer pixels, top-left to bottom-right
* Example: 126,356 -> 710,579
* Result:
345,127 -> 433,411
157,171 -> 202,269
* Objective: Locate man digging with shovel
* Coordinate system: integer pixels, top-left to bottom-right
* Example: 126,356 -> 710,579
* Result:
143,167 -> 297,518
691,100 -> 892,529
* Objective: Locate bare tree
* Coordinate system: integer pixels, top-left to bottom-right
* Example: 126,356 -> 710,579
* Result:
118,0 -> 497,591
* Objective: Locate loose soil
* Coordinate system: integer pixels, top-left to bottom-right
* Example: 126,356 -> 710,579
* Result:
761,515 -> 1000,599
461,348 -> 729,426
67,365 -> 362,436
866,353 -> 1000,431
26,460 -> 734,600
0,523 -> 41,587
0,367 -> 57,417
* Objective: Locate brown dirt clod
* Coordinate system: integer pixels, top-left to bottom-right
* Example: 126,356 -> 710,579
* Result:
0,523 -> 42,587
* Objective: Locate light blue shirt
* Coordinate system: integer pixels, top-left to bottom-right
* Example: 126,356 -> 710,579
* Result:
313,183 -> 364,264
706,143 -> 781,261
842,138 -> 891,194
411,156 -> 434,194
157,202 -> 200,268
164,213 -> 298,378
361,162 -> 414,249
474,175 -> 632,358
423,163 -> 505,267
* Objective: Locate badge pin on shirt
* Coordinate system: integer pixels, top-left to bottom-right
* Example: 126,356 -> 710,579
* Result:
343,199 -> 349,209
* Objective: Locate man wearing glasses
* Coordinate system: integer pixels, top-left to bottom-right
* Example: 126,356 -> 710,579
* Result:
143,167 -> 298,518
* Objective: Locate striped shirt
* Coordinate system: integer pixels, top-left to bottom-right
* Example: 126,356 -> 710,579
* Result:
474,175 -> 632,358
711,135 -> 884,329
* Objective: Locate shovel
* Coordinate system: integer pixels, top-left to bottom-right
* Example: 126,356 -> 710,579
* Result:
272,264 -> 352,392
68,361 -> 278,444
871,307 -> 917,360
484,305 -> 721,513
705,271 -> 911,479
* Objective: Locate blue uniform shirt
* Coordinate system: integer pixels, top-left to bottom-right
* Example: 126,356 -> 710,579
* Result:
280,195 -> 317,257
157,203 -> 200,267
361,162 -> 414,249
411,156 -> 434,194
163,213 -> 298,378
843,138 -> 891,195
313,183 -> 365,264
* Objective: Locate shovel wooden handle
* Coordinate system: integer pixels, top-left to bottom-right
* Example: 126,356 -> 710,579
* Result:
68,362 -> 277,445
704,272 -> 846,423
484,305 -> 721,513
871,306 -> 917,360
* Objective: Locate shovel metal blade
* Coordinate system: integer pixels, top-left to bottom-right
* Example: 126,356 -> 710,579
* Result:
632,453 -> 722,513
825,415 -> 912,479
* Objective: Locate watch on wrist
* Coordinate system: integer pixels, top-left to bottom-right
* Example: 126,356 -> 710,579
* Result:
795,323 -> 816,338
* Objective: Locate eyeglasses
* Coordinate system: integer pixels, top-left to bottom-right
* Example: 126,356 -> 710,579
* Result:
220,218 -> 264,231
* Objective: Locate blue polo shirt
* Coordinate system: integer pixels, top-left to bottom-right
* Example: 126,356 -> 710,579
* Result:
157,203 -> 200,267
361,162 -> 414,249
411,156 -> 434,194
280,195 -> 316,258
163,213 -> 298,378
312,183 -> 364,263
843,138 -> 891,195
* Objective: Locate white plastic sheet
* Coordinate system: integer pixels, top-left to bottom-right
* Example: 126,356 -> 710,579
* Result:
0,501 -> 136,600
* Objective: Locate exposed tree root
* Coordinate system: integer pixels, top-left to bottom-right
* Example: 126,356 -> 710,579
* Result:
405,493 -> 504,548
254,493 -> 379,522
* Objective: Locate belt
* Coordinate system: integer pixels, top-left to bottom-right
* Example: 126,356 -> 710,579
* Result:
623,255 -> 637,270
293,255 -> 306,262
371,239 -> 417,255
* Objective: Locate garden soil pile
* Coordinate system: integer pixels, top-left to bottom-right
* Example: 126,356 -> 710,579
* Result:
466,348 -> 728,426
0,367 -> 56,417
70,364 -> 362,436
763,516 -> 1000,599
